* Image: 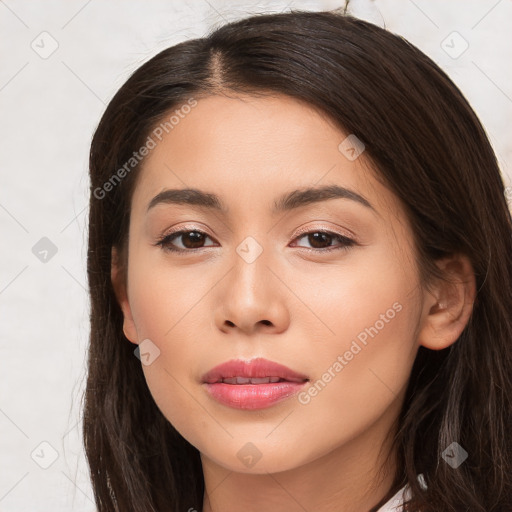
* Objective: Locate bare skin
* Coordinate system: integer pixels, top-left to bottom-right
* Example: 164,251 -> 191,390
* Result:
111,93 -> 476,512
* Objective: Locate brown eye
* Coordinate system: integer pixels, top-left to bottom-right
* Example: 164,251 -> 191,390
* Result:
156,230 -> 216,253
306,232 -> 334,249
292,230 -> 355,252
177,231 -> 207,249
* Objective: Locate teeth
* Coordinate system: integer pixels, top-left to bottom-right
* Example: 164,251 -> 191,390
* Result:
250,377 -> 274,384
221,376 -> 283,384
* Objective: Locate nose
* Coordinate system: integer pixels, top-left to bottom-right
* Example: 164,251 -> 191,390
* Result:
213,245 -> 290,336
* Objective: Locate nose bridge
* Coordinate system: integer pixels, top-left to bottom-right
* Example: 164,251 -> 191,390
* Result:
214,233 -> 289,333
231,234 -> 272,305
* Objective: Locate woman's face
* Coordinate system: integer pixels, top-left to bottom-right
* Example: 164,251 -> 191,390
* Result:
115,93 -> 427,475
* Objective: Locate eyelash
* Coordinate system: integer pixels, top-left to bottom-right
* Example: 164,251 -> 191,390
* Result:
155,228 -> 356,255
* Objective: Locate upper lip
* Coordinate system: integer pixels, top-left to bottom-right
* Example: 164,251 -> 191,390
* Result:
202,358 -> 309,384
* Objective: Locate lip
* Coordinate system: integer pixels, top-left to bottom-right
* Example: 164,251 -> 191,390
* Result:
201,358 -> 309,410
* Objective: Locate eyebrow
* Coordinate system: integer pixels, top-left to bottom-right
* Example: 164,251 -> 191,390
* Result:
146,185 -> 375,215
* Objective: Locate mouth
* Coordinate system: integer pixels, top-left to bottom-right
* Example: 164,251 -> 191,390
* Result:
201,358 -> 309,410
215,376 -> 294,384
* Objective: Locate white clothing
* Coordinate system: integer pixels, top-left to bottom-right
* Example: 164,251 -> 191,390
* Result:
376,474 -> 426,511
376,484 -> 410,511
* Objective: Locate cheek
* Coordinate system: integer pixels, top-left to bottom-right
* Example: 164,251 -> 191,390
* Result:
127,249 -> 211,343
126,258 -> 214,438
294,252 -> 422,438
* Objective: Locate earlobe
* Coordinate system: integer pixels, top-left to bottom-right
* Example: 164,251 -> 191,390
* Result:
417,254 -> 476,351
111,246 -> 139,345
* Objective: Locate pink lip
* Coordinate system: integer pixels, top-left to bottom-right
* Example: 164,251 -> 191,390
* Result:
201,358 -> 309,410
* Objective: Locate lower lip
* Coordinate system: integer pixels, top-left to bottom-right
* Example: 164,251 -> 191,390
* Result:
203,381 -> 308,410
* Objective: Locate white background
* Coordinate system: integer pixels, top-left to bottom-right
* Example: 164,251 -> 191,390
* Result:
1,1 -> 511,510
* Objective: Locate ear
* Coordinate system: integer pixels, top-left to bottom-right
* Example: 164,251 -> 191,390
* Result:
111,246 -> 139,345
417,253 -> 476,350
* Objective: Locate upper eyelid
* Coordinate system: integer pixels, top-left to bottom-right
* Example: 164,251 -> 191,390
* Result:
292,223 -> 355,240
159,226 -> 355,246
159,220 -> 356,239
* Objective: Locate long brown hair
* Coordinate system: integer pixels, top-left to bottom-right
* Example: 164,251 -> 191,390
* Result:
84,10 -> 512,511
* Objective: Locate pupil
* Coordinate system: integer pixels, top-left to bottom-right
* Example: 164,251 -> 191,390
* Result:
183,231 -> 204,248
309,232 -> 332,248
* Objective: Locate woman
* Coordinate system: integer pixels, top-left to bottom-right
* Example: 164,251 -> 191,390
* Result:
84,9 -> 512,511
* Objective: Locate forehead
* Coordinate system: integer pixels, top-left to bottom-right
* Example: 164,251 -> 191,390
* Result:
131,93 -> 400,220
